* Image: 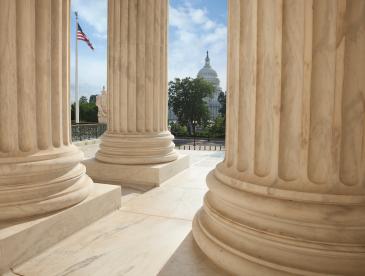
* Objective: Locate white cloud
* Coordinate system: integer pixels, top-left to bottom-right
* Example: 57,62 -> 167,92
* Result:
169,2 -> 227,90
70,56 -> 106,101
69,0 -> 227,100
70,0 -> 107,100
72,0 -> 107,39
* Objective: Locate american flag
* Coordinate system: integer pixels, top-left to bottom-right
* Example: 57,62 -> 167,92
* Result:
77,23 -> 94,51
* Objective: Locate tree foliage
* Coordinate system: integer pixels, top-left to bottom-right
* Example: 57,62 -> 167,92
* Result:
168,77 -> 214,134
71,97 -> 98,123
169,121 -> 188,136
79,96 -> 88,104
209,115 -> 225,138
89,95 -> 97,104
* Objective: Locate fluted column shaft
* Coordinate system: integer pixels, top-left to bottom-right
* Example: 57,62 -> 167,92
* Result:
0,0 -> 92,221
193,0 -> 365,275
96,0 -> 177,165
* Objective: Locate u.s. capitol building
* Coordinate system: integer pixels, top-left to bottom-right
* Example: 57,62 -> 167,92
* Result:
168,51 -> 223,122
197,51 -> 222,120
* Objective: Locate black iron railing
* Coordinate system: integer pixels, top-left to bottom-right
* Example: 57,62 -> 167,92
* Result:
71,124 -> 224,151
71,123 -> 107,141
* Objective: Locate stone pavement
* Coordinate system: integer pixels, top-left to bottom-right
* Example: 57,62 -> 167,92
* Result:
8,150 -> 228,276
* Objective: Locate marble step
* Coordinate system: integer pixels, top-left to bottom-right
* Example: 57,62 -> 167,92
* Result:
7,151 -> 226,276
122,192 -> 141,204
0,184 -> 121,274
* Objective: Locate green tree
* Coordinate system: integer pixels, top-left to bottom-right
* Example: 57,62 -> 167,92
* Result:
79,96 -> 88,104
168,77 -> 214,135
169,121 -> 188,136
80,101 -> 98,122
208,115 -> 225,138
89,95 -> 97,104
71,96 -> 98,123
71,102 -> 75,121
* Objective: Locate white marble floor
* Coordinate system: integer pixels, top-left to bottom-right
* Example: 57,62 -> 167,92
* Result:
9,149 -> 228,276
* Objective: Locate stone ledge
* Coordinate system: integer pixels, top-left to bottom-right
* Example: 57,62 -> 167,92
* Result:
83,154 -> 190,191
0,184 -> 121,274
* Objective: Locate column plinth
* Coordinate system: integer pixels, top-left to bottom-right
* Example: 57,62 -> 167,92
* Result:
0,0 -> 93,221
96,132 -> 177,165
85,0 -> 189,188
193,0 -> 365,275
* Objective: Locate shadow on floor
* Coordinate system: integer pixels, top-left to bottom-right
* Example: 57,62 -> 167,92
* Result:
158,232 -> 230,276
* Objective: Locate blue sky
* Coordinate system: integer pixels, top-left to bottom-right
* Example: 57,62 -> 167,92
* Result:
70,0 -> 227,102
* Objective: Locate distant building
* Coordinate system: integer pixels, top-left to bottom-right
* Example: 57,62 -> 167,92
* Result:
168,106 -> 177,122
197,51 -> 222,120
168,51 -> 223,123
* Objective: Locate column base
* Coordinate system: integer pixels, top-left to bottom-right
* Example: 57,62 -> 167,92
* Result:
83,154 -> 190,191
96,132 -> 178,165
0,183 -> 121,274
193,209 -> 294,276
192,170 -> 365,276
0,146 -> 94,220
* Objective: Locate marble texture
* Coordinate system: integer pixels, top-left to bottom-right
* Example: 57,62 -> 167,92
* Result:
88,0 -> 187,187
0,184 -> 121,274
96,0 -> 178,165
121,178 -> 207,220
192,1 -> 365,275
158,233 -> 228,276
77,140 -> 102,158
0,0 -> 93,220
9,151 -> 224,276
11,211 -> 191,276
84,154 -> 190,190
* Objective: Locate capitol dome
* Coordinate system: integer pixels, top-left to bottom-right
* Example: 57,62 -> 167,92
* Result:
168,51 -> 223,122
196,51 -> 222,120
197,51 -> 220,87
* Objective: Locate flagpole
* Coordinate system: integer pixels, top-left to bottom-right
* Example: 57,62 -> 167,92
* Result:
75,11 -> 79,124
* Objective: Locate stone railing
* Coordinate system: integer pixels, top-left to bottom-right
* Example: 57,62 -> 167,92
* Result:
71,123 -> 107,142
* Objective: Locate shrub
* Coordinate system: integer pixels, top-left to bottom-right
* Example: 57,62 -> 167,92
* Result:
169,122 -> 188,137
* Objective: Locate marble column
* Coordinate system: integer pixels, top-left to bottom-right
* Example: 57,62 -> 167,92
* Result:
193,0 -> 365,275
96,0 -> 177,165
86,0 -> 189,188
0,0 -> 93,221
